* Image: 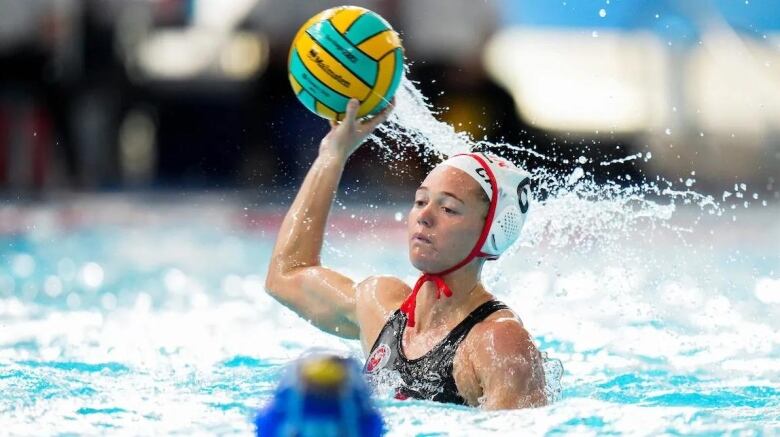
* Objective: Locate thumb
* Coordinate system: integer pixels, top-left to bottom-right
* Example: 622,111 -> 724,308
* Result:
343,98 -> 360,127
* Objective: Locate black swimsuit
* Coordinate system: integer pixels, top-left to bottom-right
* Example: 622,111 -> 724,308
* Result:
363,300 -> 509,405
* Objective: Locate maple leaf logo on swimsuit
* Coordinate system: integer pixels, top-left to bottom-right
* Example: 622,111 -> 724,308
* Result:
365,344 -> 391,373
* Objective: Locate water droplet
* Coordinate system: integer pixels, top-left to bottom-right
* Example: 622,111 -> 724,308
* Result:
567,167 -> 585,185
81,262 -> 104,289
44,276 -> 63,297
66,292 -> 81,309
599,8 -> 607,17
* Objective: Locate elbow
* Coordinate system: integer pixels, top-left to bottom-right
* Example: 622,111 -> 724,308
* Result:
265,271 -> 284,299
264,274 -> 278,297
264,261 -> 298,300
264,263 -> 285,298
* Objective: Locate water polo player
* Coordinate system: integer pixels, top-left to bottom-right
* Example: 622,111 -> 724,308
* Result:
265,99 -> 547,409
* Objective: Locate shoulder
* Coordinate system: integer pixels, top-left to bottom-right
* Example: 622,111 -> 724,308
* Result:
355,275 -> 410,309
470,314 -> 536,364
466,312 -> 547,408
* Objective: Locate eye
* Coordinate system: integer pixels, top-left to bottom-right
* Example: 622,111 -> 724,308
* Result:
442,207 -> 457,215
414,199 -> 426,207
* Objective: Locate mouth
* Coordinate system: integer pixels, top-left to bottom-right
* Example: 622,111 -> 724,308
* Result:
411,232 -> 433,244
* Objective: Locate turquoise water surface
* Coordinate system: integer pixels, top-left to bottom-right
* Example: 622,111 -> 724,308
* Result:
1,196 -> 778,435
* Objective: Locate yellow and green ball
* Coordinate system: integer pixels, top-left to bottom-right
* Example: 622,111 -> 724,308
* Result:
288,6 -> 404,121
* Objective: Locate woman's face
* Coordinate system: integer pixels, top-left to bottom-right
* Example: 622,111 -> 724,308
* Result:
407,166 -> 489,273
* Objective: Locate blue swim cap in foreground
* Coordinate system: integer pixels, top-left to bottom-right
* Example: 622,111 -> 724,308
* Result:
255,351 -> 384,437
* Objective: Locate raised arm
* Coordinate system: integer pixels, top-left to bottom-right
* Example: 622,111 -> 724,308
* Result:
264,99 -> 392,339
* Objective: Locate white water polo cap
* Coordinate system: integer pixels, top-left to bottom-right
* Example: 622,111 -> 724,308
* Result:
439,152 -> 532,259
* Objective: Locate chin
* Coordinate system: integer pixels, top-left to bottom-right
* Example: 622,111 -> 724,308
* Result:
408,250 -> 446,273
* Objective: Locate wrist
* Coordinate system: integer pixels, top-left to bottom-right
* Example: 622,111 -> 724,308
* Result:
316,150 -> 349,169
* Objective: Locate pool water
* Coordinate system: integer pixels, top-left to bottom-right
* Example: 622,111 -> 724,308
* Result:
3,78 -> 780,435
1,195 -> 778,435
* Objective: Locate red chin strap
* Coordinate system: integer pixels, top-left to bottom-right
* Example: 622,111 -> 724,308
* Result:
400,154 -> 499,328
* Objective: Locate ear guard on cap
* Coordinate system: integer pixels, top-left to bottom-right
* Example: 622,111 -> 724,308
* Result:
439,153 -> 531,259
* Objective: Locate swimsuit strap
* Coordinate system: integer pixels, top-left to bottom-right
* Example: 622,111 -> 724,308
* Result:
445,300 -> 510,344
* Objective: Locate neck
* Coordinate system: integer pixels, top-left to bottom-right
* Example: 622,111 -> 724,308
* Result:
412,260 -> 489,332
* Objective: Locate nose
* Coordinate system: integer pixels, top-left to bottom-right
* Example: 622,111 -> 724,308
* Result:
416,202 -> 434,228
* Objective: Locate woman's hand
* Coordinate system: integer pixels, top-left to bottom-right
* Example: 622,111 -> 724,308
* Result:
319,98 -> 394,162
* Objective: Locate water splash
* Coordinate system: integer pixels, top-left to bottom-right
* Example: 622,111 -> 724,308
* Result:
376,76 -> 473,159
372,76 -> 726,256
366,75 -> 746,402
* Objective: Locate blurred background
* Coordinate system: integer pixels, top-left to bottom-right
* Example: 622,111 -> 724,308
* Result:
0,0 -> 778,200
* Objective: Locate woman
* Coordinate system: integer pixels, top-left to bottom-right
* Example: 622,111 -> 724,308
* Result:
265,99 -> 546,409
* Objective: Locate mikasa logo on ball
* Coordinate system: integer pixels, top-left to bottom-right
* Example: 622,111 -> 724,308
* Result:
307,48 -> 351,88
